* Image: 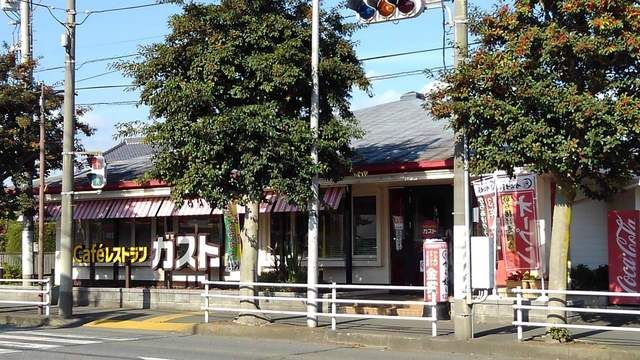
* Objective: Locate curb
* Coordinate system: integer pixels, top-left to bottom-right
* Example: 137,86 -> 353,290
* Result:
193,322 -> 639,360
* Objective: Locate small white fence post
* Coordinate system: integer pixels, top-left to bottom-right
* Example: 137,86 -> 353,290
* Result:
45,281 -> 50,316
204,283 -> 210,324
431,290 -> 437,337
516,286 -> 523,341
331,282 -> 337,331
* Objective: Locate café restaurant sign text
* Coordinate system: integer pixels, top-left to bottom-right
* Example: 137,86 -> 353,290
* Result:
73,245 -> 148,264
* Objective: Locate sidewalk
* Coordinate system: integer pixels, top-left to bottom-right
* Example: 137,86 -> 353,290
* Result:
0,305 -> 638,359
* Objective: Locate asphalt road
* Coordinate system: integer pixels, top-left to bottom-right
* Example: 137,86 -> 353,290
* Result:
0,326 -> 524,360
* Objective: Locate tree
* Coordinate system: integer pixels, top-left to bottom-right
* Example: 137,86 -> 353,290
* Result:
428,0 -> 640,324
0,49 -> 92,219
118,0 -> 368,324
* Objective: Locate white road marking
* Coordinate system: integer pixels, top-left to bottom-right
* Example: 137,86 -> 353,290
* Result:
7,330 -> 136,342
0,334 -> 100,345
0,349 -> 21,354
0,340 -> 59,349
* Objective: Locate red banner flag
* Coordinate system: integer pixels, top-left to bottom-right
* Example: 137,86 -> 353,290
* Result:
497,175 -> 540,272
608,211 -> 640,305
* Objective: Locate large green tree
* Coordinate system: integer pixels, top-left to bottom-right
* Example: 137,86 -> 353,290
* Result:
0,49 -> 91,220
428,0 -> 640,324
119,0 -> 368,323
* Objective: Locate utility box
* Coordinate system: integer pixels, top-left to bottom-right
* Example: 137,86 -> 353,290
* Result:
471,236 -> 494,289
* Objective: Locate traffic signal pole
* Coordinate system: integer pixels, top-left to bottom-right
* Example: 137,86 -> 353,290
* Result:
59,0 -> 76,318
307,0 -> 321,329
452,0 -> 472,340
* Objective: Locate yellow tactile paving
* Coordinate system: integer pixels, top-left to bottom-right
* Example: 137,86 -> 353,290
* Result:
83,312 -> 199,332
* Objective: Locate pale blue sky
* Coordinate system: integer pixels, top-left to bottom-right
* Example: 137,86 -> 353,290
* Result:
1,0 -> 491,152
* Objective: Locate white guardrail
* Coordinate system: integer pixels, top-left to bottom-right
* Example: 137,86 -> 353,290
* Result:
202,281 -> 439,336
512,287 -> 640,341
0,279 -> 51,316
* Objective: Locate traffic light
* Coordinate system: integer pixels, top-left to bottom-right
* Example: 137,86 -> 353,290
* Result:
86,155 -> 107,190
346,0 -> 424,23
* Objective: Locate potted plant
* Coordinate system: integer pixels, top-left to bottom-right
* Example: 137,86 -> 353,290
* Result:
522,272 -> 542,290
505,271 -> 524,296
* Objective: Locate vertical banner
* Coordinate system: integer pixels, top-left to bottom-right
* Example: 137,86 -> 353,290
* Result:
423,240 -> 448,303
223,203 -> 241,276
472,178 -> 497,240
608,211 -> 640,305
496,174 -> 540,272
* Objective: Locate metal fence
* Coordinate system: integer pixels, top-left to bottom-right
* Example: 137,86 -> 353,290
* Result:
0,253 -> 56,275
512,287 -> 640,341
0,278 -> 51,315
202,281 -> 439,337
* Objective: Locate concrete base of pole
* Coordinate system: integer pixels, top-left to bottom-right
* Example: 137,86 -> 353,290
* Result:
59,290 -> 73,319
453,299 -> 473,340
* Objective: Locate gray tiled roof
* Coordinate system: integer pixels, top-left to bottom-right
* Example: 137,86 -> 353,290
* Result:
352,91 -> 454,165
103,137 -> 156,162
46,92 -> 452,187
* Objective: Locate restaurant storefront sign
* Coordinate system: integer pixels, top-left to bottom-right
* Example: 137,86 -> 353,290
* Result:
152,233 -> 220,271
73,245 -> 149,264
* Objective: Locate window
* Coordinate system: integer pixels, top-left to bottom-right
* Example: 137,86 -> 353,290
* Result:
353,196 -> 377,257
319,206 -> 345,258
134,219 -> 152,248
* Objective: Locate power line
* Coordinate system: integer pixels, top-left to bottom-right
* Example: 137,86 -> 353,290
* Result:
81,3 -> 166,15
76,70 -> 120,83
36,54 -> 139,73
77,101 -> 139,106
74,84 -> 132,91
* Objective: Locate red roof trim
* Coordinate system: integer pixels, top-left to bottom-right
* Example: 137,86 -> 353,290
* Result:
44,159 -> 454,193
353,158 -> 454,175
45,180 -> 167,194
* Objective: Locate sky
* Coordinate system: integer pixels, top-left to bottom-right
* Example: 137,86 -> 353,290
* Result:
0,0 -> 492,153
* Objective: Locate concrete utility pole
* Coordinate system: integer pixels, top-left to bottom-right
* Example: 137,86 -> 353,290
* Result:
20,0 -> 34,285
59,0 -> 76,318
307,0 -> 320,328
38,83 -> 45,284
452,0 -> 471,340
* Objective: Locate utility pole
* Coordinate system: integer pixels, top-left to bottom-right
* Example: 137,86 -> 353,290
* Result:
59,0 -> 76,319
452,0 -> 471,340
307,0 -> 320,328
38,83 -> 45,282
20,0 -> 34,285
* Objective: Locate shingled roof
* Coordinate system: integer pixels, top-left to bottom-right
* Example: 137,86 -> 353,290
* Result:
352,91 -> 453,166
46,91 -> 453,190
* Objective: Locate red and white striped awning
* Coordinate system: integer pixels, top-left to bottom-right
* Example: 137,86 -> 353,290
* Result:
45,203 -> 62,221
73,200 -> 112,220
156,198 -> 216,217
272,187 -> 345,213
107,198 -> 164,219
323,187 -> 345,210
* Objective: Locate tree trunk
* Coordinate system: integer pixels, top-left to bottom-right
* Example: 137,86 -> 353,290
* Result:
236,201 -> 268,325
547,184 -> 575,325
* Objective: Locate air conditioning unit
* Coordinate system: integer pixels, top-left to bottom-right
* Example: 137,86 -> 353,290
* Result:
1,0 -> 19,12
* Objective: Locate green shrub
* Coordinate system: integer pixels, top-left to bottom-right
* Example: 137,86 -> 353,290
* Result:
2,262 -> 22,279
0,220 -> 57,253
546,327 -> 572,343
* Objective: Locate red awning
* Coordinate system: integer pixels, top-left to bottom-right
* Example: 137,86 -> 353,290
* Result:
107,198 -> 164,218
73,200 -> 112,220
272,187 -> 345,213
45,203 -> 62,221
156,198 -> 215,217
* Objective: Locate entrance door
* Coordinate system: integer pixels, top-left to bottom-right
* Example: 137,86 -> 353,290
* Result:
390,186 -> 453,286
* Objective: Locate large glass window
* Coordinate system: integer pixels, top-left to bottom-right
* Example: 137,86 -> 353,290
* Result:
134,219 -> 152,248
353,196 -> 377,257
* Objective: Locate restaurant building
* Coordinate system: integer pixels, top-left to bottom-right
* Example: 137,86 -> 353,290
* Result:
42,91 -> 640,296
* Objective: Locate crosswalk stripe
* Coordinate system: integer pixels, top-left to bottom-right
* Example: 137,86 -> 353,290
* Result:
0,334 -> 100,345
0,340 -> 59,349
6,331 -> 135,342
0,349 -> 21,354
